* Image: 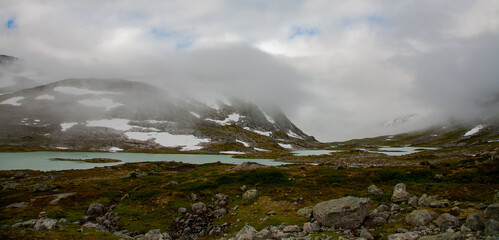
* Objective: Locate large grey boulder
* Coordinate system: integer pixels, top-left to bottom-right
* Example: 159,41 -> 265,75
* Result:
406,210 -> 435,226
242,189 -> 259,200
296,206 -> 314,218
392,183 -> 411,203
312,196 -> 372,229
235,225 -> 258,240
368,184 -> 384,195
485,203 -> 499,221
436,213 -> 460,230
387,232 -> 420,240
465,212 -> 485,231
142,229 -> 172,240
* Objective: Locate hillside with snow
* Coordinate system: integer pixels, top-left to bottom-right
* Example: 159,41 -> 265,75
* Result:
0,78 -> 317,152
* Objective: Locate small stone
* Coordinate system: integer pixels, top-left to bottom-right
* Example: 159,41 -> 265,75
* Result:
191,202 -> 207,214
86,203 -> 105,216
392,183 -> 411,203
242,189 -> 259,200
235,225 -> 257,240
213,208 -> 227,218
240,185 -> 247,192
296,206 -> 314,218
450,206 -> 460,216
391,204 -> 401,212
282,225 -> 301,232
360,227 -> 374,240
303,222 -> 320,233
406,210 -> 435,226
408,196 -> 419,207
178,207 -> 187,214
436,213 -> 460,230
367,184 -> 384,195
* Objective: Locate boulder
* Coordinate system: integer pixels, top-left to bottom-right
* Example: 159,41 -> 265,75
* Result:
235,225 -> 258,240
392,183 -> 411,203
296,206 -> 314,218
254,229 -> 272,240
408,196 -> 419,207
406,210 -> 435,226
142,229 -> 172,240
436,213 -> 460,230
191,202 -> 207,214
485,219 -> 499,236
465,212 -> 485,231
360,227 -> 374,240
302,222 -> 320,233
242,189 -> 259,200
312,196 -> 372,229
367,184 -> 384,195
485,203 -> 499,221
213,208 -> 227,218
86,203 -> 105,216
33,218 -> 58,230
494,192 -> 499,203
282,225 -> 301,232
419,194 -> 437,207
387,232 -> 420,240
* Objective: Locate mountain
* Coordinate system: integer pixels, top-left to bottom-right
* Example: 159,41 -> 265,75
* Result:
0,78 -> 317,152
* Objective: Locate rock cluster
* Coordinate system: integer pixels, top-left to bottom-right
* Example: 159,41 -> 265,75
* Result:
170,194 -> 232,239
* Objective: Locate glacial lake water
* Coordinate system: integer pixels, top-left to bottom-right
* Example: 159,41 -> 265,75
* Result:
292,150 -> 344,156
371,146 -> 439,156
0,151 -> 286,171
292,146 -> 438,156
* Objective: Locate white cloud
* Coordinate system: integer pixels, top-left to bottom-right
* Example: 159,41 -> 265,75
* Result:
1,0 -> 498,141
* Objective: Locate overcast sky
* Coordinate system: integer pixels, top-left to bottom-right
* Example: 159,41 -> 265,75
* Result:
1,0 -> 498,141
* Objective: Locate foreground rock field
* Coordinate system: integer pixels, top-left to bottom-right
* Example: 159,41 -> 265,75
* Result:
1,143 -> 498,239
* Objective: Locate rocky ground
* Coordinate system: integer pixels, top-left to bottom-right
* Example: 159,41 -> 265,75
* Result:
0,143 -> 498,239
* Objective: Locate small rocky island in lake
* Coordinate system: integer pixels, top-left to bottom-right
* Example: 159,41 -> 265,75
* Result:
51,158 -> 122,163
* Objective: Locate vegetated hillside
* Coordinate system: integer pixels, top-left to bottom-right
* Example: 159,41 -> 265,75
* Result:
332,122 -> 499,148
0,78 -> 318,153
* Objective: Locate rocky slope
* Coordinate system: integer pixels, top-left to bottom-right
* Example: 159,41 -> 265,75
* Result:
0,78 -> 317,152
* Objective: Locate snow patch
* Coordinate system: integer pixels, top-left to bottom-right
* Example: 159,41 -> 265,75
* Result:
86,119 -> 133,131
109,147 -> 123,152
237,140 -> 250,147
263,112 -> 275,124
35,95 -> 55,100
243,127 -> 272,136
60,122 -> 78,131
190,112 -> 200,118
0,96 -> 24,106
254,148 -> 270,152
278,143 -> 294,149
56,147 -> 68,150
206,113 -> 241,126
464,125 -> 486,137
220,151 -> 246,155
287,130 -> 304,139
125,132 -> 210,151
54,86 -> 118,95
78,98 -> 124,111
